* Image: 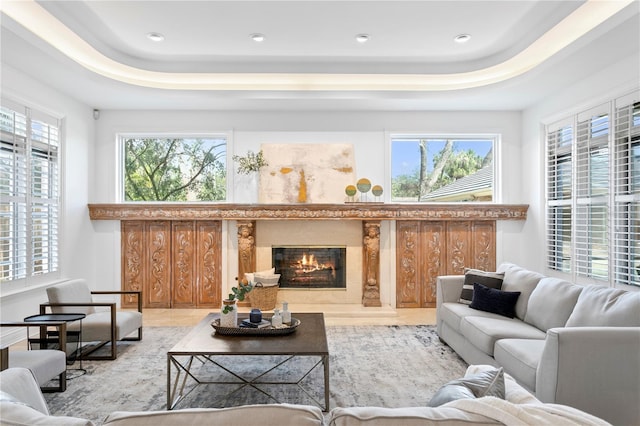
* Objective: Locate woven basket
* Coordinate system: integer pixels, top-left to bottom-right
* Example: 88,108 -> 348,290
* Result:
250,283 -> 279,310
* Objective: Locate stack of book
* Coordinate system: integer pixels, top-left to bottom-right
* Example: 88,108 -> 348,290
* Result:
240,319 -> 271,329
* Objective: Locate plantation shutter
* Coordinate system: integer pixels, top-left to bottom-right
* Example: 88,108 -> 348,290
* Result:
0,103 -> 29,280
575,103 -> 610,280
30,110 -> 59,276
546,119 -> 573,273
613,93 -> 640,286
0,100 -> 60,281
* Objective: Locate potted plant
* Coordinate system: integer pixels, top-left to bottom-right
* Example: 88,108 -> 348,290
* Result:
220,281 -> 253,327
232,150 -> 268,175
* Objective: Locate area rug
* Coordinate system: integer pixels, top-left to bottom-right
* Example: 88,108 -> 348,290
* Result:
44,325 -> 468,424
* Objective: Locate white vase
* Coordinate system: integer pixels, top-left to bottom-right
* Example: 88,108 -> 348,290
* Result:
237,173 -> 259,203
220,300 -> 238,327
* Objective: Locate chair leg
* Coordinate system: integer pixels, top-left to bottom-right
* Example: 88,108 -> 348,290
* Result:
41,370 -> 66,393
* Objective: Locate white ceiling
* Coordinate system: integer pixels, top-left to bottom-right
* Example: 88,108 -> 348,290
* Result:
1,0 -> 639,111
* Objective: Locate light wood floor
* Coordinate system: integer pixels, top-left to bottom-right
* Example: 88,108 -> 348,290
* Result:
143,305 -> 436,327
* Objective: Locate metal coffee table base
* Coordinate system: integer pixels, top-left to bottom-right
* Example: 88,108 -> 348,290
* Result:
168,353 -> 330,411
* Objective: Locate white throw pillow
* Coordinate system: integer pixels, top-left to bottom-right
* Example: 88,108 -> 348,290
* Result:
244,268 -> 275,284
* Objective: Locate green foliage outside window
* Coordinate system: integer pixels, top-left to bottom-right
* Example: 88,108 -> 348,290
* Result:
391,138 -> 493,202
123,137 -> 226,201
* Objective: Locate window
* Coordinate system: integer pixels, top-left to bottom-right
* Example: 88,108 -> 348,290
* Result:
390,136 -> 495,202
122,136 -> 227,201
1,101 -> 60,282
546,91 -> 640,286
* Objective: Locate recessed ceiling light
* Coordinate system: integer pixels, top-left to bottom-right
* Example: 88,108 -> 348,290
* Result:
454,34 -> 471,43
250,33 -> 265,42
146,32 -> 165,42
355,34 -> 369,43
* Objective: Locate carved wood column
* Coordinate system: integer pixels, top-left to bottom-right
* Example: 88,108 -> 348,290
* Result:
237,221 -> 256,283
362,221 -> 381,307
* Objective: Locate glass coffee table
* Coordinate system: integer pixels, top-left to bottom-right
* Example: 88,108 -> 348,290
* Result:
167,312 -> 330,411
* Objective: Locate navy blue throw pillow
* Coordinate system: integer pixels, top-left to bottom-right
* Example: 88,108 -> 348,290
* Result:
470,283 -> 521,318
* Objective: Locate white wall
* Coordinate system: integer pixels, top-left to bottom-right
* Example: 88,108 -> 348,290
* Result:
92,109 -> 523,302
0,65 -> 95,332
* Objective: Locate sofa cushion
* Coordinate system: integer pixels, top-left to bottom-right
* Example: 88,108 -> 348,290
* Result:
494,339 -> 546,392
428,367 -> 505,407
469,283 -> 521,318
496,263 -> 544,320
0,399 -> 94,426
439,303 -> 506,333
565,285 -> 640,327
327,406 -> 501,425
524,277 -> 583,331
460,316 -> 546,356
459,269 -> 504,305
103,404 -> 323,426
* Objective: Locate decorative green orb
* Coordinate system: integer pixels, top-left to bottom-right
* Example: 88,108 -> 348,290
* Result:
372,185 -> 383,196
345,185 -> 357,197
356,178 -> 372,193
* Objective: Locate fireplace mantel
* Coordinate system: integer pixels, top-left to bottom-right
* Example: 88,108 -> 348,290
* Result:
88,203 -> 528,221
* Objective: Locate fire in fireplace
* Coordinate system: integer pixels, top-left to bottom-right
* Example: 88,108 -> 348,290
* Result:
272,246 -> 346,289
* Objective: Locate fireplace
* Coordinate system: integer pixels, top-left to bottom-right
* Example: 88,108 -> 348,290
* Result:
272,246 -> 346,289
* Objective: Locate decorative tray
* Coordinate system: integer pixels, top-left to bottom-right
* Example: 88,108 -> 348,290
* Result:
211,318 -> 300,336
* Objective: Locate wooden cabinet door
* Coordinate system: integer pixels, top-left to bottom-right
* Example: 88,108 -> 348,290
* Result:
121,221 -> 144,308
471,221 -> 496,272
172,222 -> 196,308
396,220 -> 496,308
396,221 -> 421,308
446,221 -> 471,275
196,221 -> 222,308
146,221 -> 171,307
121,221 -> 171,308
421,221 -> 446,307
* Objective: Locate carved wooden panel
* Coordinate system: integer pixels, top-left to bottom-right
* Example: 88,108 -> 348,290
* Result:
196,221 -> 222,308
121,221 -> 171,308
146,221 -> 171,307
172,222 -> 196,308
421,221 -> 446,307
446,222 -> 471,275
472,221 -> 496,271
121,220 -> 222,309
396,220 -> 497,308
121,221 -> 144,308
396,222 -> 421,308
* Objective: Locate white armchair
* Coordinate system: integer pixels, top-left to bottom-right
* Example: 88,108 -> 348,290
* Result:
0,321 -> 68,392
41,279 -> 142,360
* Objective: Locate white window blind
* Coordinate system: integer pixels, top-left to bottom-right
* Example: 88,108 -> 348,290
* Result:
546,121 -> 573,273
613,94 -> 640,286
0,101 -> 59,282
545,90 -> 640,287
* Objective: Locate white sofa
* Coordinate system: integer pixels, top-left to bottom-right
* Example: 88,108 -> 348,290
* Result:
0,366 -> 611,426
436,262 -> 640,426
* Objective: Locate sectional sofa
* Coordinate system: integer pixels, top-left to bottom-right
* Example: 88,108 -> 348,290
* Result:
436,262 -> 640,426
0,365 -> 611,425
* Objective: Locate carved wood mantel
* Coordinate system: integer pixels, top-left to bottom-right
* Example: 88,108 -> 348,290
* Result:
89,203 -> 528,221
91,203 -> 527,309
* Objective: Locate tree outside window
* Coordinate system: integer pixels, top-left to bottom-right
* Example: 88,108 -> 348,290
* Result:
123,137 -> 226,202
391,137 -> 494,202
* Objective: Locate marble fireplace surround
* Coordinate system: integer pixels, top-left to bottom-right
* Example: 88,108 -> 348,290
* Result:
88,203 -> 528,307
